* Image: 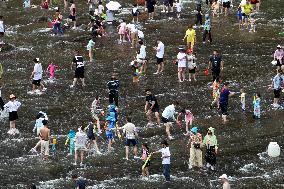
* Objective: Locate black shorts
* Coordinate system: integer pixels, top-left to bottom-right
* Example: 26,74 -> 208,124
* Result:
75,68 -> 84,78
223,2 -> 230,8
125,139 -> 137,146
9,111 -> 18,121
274,89 -> 281,98
276,59 -> 282,67
147,6 -> 154,13
157,57 -> 164,64
88,134 -> 96,140
0,32 -> 4,36
69,15 -> 76,21
151,107 -> 159,113
189,68 -> 196,73
169,0 -> 174,6
219,103 -> 228,115
32,79 -> 41,86
161,116 -> 172,123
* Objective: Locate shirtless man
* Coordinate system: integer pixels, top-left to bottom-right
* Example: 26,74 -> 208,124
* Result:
40,120 -> 50,160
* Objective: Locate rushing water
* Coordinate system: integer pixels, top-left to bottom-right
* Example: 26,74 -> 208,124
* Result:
0,0 -> 283,188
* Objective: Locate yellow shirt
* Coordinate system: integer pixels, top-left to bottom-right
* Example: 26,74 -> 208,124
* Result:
185,29 -> 196,42
242,4 -> 252,15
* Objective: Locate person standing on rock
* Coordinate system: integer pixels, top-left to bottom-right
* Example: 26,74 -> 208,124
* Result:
30,58 -> 46,94
4,94 -> 21,135
219,82 -> 236,123
269,69 -> 284,108
208,50 -> 224,82
145,89 -> 161,126
68,0 -> 77,29
203,127 -> 218,171
153,40 -> 165,75
39,120 -> 50,160
107,75 -> 120,106
0,87 -> 4,111
74,126 -> 88,166
70,51 -> 86,88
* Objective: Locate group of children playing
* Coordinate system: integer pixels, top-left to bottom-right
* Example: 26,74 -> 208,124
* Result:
210,80 -> 261,119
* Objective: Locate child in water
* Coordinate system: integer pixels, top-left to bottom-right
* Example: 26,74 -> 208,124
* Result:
249,14 -> 256,32
210,79 -> 220,109
65,129 -> 76,156
253,93 -> 261,119
130,60 -> 140,83
87,37 -> 96,62
237,7 -> 243,30
240,88 -> 246,112
105,116 -> 116,152
141,143 -> 151,177
46,63 -> 58,81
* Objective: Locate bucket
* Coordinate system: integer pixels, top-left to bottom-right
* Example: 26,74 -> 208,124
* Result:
267,142 -> 280,157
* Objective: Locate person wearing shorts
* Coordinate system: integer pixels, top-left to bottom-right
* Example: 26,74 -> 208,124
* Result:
145,0 -> 155,20
39,120 -> 50,160
4,94 -> 21,135
122,117 -> 138,160
30,58 -> 45,93
154,40 -> 165,74
105,116 -> 116,152
219,82 -> 235,123
177,47 -> 187,82
271,69 -> 284,107
161,102 -> 179,140
71,51 -> 86,88
145,89 -> 160,126
222,0 -> 231,16
68,0 -> 76,29
183,25 -> 196,52
86,122 -> 101,154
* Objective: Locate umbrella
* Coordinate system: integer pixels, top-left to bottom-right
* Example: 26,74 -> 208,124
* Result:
106,1 -> 121,11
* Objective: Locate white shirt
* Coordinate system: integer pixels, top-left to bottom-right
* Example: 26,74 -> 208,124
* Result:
156,42 -> 165,58
137,30 -> 144,39
98,4 -> 104,14
4,100 -> 21,112
177,52 -> 187,68
159,147 -> 171,164
138,45 -> 146,59
127,23 -> 137,33
162,104 -> 175,121
75,131 -> 88,148
240,0 -> 246,12
187,55 -> 197,69
0,21 -> 4,33
176,3 -> 182,12
122,122 -> 136,139
33,63 -> 43,80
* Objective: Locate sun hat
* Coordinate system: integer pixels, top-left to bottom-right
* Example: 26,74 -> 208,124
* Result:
9,94 -> 16,99
191,127 -> 198,134
219,174 -> 228,180
277,45 -> 282,48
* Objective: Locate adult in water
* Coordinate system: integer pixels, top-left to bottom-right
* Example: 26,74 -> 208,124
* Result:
219,82 -> 236,123
4,94 -> 21,135
208,50 -> 224,82
145,89 -> 161,126
203,127 -> 218,170
70,51 -> 86,88
161,101 -> 179,140
107,75 -> 120,106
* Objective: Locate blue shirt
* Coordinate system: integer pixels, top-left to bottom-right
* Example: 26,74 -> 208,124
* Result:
273,74 -> 284,90
204,19 -> 211,31
219,88 -> 230,104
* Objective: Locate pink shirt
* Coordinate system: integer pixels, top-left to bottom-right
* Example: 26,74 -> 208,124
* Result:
47,64 -> 56,73
185,110 -> 193,122
274,49 -> 284,60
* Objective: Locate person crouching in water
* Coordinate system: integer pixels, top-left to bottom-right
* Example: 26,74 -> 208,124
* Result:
203,127 -> 218,171
188,127 -> 203,169
4,94 -> 21,135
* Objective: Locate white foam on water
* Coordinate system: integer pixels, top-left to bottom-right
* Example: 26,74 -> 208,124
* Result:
16,46 -> 34,51
239,163 -> 259,173
32,28 -> 52,33
38,178 -> 65,189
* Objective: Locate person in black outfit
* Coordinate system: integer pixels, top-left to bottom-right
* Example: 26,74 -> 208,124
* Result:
0,87 -> 4,111
145,89 -> 160,126
208,50 -> 224,82
145,0 -> 156,20
70,51 -> 86,88
107,75 -> 120,106
72,174 -> 86,189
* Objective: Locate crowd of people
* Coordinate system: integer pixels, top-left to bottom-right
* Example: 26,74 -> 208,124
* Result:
0,0 -> 282,188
